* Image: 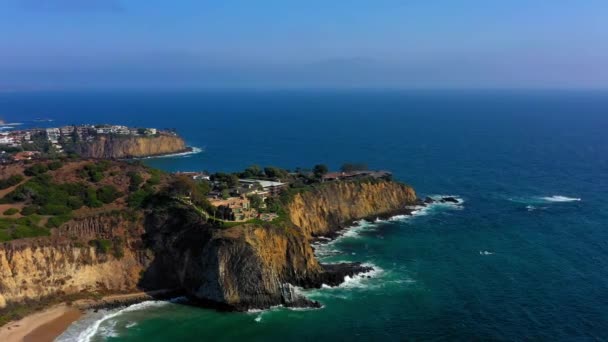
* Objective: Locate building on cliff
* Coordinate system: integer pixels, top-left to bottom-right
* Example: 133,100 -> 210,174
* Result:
238,179 -> 287,196
209,196 -> 255,221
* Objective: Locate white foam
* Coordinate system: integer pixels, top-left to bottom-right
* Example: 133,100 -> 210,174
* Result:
125,321 -> 137,329
254,315 -> 262,322
526,205 -> 535,211
57,300 -> 171,342
319,263 -> 383,290
479,251 -> 494,255
135,146 -> 204,159
540,195 -> 581,203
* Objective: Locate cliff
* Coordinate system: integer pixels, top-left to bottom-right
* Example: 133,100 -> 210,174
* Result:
288,180 -> 417,237
72,134 -> 188,159
0,164 -> 417,313
0,215 -> 153,309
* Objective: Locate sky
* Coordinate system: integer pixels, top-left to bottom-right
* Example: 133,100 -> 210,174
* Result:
1,0 -> 607,90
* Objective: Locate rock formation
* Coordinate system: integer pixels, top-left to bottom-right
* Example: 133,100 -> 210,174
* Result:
0,176 -> 417,312
288,180 -> 417,237
72,134 -> 188,159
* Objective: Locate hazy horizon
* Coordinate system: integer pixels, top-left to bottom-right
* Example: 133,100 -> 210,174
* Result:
1,1 -> 607,90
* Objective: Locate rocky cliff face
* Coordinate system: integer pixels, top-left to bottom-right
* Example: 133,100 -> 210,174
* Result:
288,180 -> 417,237
0,214 -> 153,309
73,135 -> 188,159
0,180 -> 417,311
141,203 -> 349,310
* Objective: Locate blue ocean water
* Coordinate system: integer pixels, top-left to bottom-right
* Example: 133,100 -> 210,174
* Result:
2,90 -> 608,340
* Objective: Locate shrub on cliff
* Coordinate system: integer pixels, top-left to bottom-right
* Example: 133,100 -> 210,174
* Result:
3,208 -> 18,215
89,239 -> 112,254
46,213 -> 72,228
24,164 -> 48,176
47,160 -> 63,170
0,174 -> 25,190
85,187 -> 103,208
80,162 -> 110,183
128,171 -> 144,191
97,185 -> 122,204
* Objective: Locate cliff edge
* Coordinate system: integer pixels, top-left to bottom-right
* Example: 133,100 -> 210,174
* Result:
0,161 -> 418,315
72,134 -> 188,159
288,180 -> 417,237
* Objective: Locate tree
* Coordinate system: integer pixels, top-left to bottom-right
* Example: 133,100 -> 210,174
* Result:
249,194 -> 263,210
264,166 -> 288,180
313,164 -> 328,178
340,163 -> 368,173
241,165 -> 263,178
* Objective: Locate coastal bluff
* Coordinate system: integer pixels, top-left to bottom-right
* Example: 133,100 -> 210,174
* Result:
0,161 -> 418,314
72,134 -> 188,159
288,180 -> 417,237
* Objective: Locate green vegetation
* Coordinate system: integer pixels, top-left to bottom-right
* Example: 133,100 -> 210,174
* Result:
46,214 -> 72,228
80,161 -> 111,182
0,163 -> 128,241
313,164 -> 328,178
97,185 -> 122,204
146,168 -> 162,185
0,215 -> 50,242
340,162 -> 368,173
0,174 -> 25,190
47,160 -> 63,170
3,208 -> 19,215
248,194 -> 263,210
89,238 -> 125,258
128,171 -> 144,191
24,163 -> 48,176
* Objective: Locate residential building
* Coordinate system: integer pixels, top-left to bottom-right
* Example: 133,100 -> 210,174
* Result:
210,196 -> 254,221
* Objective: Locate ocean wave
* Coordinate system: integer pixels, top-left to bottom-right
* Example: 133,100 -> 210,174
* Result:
479,250 -> 494,255
540,195 -> 581,203
57,300 -> 173,342
320,263 -> 383,290
135,146 -> 204,160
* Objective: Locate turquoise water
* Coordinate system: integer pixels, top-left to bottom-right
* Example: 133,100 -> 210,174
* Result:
3,90 -> 608,340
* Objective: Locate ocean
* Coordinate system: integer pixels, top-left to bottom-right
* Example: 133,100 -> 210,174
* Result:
2,90 -> 608,340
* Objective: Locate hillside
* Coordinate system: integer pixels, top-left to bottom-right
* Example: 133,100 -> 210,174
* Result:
0,159 -> 419,322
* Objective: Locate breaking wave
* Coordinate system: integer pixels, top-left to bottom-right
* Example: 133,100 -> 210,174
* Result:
135,146 -> 204,159
540,195 -> 581,203
57,298 -> 185,342
320,263 -> 383,290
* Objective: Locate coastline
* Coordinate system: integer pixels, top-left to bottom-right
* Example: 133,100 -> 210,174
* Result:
0,290 -> 177,342
0,304 -> 81,342
130,146 -> 203,160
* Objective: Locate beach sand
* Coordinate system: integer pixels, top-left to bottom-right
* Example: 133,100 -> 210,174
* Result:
0,304 -> 82,342
0,289 -> 175,342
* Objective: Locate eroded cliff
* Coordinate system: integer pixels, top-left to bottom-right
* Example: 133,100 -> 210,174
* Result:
0,214 -> 154,309
288,180 -> 417,237
0,173 -> 417,312
72,134 -> 188,159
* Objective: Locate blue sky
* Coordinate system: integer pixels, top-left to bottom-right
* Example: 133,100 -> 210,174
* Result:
1,0 -> 607,89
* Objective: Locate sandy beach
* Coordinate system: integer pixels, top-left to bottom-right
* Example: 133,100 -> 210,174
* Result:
0,304 -> 82,342
0,290 -> 175,342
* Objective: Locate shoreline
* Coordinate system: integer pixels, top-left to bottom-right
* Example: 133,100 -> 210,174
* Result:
0,289 -> 178,342
0,304 -> 81,342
